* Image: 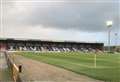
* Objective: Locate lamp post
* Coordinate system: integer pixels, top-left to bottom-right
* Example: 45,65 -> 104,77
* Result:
115,33 -> 118,52
115,33 -> 118,46
106,21 -> 113,52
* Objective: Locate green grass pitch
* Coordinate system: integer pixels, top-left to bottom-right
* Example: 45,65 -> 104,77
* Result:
18,52 -> 120,82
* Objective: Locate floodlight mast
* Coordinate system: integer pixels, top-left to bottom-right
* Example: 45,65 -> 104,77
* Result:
106,21 -> 113,52
115,33 -> 118,46
114,33 -> 118,52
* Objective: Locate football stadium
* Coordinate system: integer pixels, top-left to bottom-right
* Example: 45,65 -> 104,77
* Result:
0,0 -> 120,82
0,38 -> 120,82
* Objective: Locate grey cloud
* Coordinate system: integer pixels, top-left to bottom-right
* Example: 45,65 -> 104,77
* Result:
3,0 -> 120,32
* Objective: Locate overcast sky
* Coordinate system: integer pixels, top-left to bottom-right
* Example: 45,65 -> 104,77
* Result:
0,0 -> 120,45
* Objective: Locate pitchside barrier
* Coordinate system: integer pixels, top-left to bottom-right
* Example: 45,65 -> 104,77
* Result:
4,52 -> 22,82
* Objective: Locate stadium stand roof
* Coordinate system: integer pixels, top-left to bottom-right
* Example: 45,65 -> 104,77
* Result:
0,38 -> 103,44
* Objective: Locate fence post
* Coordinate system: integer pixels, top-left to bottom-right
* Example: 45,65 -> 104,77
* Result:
18,65 -> 22,73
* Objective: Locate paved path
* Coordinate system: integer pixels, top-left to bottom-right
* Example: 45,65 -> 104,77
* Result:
0,52 -> 8,69
0,52 -> 12,82
14,55 -> 103,82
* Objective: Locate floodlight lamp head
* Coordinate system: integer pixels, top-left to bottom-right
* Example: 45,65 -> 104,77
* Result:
106,21 -> 113,28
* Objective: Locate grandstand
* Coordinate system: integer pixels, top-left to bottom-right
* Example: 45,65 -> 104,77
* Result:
0,38 -> 104,52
